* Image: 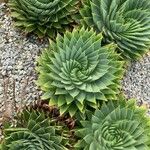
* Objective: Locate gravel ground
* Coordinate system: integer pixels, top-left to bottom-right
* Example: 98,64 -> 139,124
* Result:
0,2 -> 150,138
122,54 -> 150,106
0,3 -> 48,120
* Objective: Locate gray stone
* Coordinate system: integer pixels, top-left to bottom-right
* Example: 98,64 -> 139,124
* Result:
0,3 -> 48,124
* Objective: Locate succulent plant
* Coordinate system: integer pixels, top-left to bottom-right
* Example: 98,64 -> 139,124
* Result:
36,28 -> 124,117
25,100 -> 76,130
75,98 -> 150,150
1,107 -> 74,150
80,0 -> 150,59
9,0 -> 81,38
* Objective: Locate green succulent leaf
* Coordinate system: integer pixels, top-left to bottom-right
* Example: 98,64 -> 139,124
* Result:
80,0 -> 150,59
9,0 -> 81,38
75,98 -> 150,150
1,109 -> 69,150
36,27 -> 124,117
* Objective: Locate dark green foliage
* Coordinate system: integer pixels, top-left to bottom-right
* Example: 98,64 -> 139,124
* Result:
75,98 -> 150,150
9,0 -> 81,38
36,27 -> 124,117
1,108 -> 73,150
80,0 -> 150,59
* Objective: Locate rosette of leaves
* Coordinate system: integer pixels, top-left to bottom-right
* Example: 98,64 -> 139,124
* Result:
36,27 -> 124,117
1,108 -> 72,150
80,0 -> 150,59
75,98 -> 150,150
9,0 -> 81,38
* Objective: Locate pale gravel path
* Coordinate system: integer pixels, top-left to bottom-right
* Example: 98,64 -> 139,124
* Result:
0,3 -> 48,120
122,53 -> 150,105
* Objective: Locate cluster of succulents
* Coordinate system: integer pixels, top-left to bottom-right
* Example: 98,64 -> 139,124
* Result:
2,98 -> 150,149
9,0 -> 150,59
1,0 -> 150,149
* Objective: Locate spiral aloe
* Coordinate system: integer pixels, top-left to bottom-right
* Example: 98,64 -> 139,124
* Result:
80,0 -> 150,59
36,28 -> 124,117
9,0 -> 81,38
1,109 -> 70,150
75,98 -> 150,150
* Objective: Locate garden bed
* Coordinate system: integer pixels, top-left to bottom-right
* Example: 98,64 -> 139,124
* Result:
0,1 -> 150,148
1,2 -> 150,117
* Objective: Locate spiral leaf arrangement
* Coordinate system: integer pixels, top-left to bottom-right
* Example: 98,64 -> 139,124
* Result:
80,0 -> 150,59
1,109 -> 70,150
36,28 -> 124,117
75,98 -> 150,150
9,0 -> 81,38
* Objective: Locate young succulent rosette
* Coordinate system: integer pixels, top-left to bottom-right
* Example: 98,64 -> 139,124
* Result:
80,0 -> 150,59
36,28 -> 124,117
75,98 -> 150,150
9,0 -> 81,38
1,109 -> 70,150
